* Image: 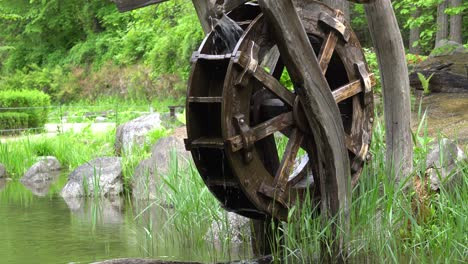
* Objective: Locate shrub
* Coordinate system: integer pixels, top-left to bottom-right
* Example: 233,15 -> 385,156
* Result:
0,112 -> 29,135
0,90 -> 51,128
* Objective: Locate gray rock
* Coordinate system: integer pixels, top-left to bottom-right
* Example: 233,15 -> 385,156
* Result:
21,156 -> 61,183
61,157 -> 123,198
426,138 -> 466,191
150,137 -> 190,174
206,212 -> 251,245
115,113 -> 162,155
20,156 -> 61,196
132,136 -> 191,200
0,163 -> 6,179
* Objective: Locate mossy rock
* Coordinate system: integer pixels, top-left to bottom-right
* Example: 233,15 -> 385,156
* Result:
430,40 -> 467,57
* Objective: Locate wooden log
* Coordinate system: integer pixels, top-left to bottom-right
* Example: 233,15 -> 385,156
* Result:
364,0 -> 413,183
409,70 -> 468,93
258,0 -> 351,257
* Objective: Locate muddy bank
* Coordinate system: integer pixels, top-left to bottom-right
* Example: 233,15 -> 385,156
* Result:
411,92 -> 468,148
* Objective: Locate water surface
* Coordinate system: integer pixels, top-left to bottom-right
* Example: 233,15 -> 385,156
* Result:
0,175 -> 250,263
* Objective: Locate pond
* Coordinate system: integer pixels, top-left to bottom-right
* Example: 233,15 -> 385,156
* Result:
0,174 -> 252,264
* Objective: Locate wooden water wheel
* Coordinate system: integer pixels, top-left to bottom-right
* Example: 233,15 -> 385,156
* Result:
185,0 -> 375,221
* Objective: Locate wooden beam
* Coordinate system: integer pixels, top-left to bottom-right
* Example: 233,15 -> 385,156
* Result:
258,0 -> 351,256
191,0 -> 215,34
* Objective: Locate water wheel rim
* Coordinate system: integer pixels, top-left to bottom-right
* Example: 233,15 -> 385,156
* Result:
186,1 -> 374,221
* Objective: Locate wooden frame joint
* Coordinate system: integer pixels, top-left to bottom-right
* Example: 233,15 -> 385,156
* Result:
318,12 -> 350,42
234,41 -> 260,87
233,114 -> 255,163
354,62 -> 373,105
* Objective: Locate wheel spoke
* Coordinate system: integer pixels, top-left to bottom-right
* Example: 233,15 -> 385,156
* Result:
234,52 -> 295,106
318,32 -> 339,74
227,112 -> 294,152
317,12 -> 346,74
332,74 -> 376,103
250,68 -> 296,106
273,128 -> 304,192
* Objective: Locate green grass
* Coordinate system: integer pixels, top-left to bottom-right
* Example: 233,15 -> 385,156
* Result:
0,127 -> 115,178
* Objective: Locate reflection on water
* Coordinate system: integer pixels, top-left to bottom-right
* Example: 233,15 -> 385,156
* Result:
0,173 -> 251,264
0,179 -> 6,190
20,171 -> 61,197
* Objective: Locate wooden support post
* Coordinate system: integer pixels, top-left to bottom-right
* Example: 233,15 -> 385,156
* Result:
258,0 -> 351,258
364,0 -> 413,183
191,0 -> 215,34
191,0 -> 250,34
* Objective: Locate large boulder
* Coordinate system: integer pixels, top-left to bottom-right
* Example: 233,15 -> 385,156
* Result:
425,138 -> 466,191
61,157 -> 123,198
132,136 -> 191,200
115,113 -> 162,155
205,212 -> 251,245
0,163 -> 6,179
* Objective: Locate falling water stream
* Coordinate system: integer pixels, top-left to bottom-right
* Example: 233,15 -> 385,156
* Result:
211,14 -> 244,54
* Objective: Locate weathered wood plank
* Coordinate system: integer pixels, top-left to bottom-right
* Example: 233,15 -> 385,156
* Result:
188,96 -> 223,103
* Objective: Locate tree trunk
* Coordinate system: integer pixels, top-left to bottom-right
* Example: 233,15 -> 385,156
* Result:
409,7 -> 421,54
322,0 -> 350,21
436,0 -> 449,45
364,0 -> 413,184
449,0 -> 463,43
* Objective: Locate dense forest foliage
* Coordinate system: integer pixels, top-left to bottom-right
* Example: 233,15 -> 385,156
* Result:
0,0 -> 466,102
